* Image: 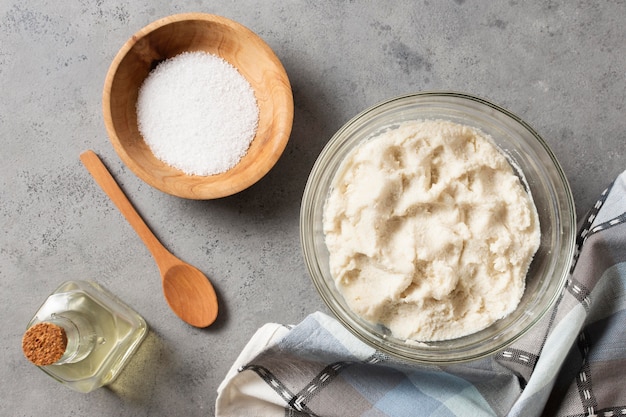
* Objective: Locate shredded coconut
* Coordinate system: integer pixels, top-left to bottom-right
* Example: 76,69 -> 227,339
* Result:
136,51 -> 259,176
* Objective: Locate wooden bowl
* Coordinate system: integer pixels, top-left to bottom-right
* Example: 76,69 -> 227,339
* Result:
103,13 -> 294,199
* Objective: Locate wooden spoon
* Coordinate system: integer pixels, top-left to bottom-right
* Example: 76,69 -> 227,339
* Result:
80,150 -> 218,327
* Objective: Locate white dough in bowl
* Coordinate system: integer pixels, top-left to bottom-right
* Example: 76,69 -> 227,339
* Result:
323,120 -> 541,342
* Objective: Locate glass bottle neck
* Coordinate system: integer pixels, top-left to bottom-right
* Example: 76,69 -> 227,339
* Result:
45,312 -> 96,365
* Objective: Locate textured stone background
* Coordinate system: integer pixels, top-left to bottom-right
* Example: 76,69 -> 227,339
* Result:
1,1 -> 625,415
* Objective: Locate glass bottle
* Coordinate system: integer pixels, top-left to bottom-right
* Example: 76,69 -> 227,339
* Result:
22,281 -> 148,393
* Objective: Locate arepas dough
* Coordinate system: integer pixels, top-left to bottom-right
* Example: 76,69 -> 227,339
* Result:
323,120 -> 540,341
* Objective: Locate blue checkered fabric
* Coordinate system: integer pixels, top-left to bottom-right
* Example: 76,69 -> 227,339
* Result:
216,171 -> 626,417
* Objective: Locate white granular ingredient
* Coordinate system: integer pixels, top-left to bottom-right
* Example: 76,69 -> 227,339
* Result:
136,51 -> 259,176
323,120 -> 541,342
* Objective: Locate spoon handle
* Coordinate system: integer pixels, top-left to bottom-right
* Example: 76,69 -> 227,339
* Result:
80,150 -> 171,264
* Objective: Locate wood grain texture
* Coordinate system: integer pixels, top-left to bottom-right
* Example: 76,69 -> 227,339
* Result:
80,150 -> 218,328
103,13 -> 294,199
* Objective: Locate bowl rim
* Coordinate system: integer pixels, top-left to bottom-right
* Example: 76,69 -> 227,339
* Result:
102,12 -> 294,199
300,91 -> 577,364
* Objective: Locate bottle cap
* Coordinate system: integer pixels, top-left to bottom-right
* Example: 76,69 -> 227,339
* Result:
22,322 -> 68,366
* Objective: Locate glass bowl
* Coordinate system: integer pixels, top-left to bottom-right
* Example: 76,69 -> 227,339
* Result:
300,92 -> 576,364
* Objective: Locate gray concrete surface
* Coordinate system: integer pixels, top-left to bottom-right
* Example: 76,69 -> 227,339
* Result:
1,1 -> 625,416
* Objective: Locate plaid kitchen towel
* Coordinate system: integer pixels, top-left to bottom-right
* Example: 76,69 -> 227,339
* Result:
216,171 -> 626,417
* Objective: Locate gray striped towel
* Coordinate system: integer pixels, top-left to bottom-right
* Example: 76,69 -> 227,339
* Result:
216,170 -> 626,417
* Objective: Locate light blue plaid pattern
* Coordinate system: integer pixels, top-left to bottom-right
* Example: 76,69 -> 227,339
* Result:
217,170 -> 626,417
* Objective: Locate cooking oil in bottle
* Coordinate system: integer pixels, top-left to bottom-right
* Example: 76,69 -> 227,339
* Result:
22,281 -> 148,393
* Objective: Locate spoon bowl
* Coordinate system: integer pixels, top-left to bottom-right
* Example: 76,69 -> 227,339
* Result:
80,150 -> 218,327
162,263 -> 218,328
